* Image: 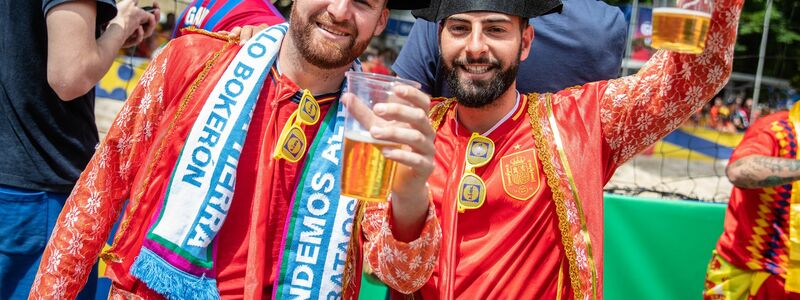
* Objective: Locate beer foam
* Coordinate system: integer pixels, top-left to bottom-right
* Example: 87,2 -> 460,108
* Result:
344,130 -> 398,146
653,7 -> 712,18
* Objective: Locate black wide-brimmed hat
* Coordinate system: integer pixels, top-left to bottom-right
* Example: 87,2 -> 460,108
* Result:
387,0 -> 431,10
412,0 -> 563,21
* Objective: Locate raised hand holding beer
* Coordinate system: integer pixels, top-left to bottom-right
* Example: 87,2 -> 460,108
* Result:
341,72 -> 434,242
652,0 -> 714,54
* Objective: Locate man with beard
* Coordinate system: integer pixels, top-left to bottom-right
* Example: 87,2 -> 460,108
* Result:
393,0 -> 626,96
30,0 -> 441,299
411,0 -> 743,298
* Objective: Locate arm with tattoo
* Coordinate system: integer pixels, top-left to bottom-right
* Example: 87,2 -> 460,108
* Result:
726,155 -> 800,189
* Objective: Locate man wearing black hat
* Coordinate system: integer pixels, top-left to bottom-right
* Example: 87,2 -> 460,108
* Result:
414,0 -> 743,298
394,0 -> 626,96
31,0 -> 441,299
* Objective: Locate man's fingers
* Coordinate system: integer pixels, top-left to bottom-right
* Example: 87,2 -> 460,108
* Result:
381,148 -> 433,175
343,93 -> 376,130
239,26 -> 254,44
228,27 -> 242,39
142,13 -> 157,38
391,84 -> 430,111
370,126 -> 434,157
243,27 -> 254,40
373,103 -> 434,137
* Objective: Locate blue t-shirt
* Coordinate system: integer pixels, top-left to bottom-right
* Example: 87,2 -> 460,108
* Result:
0,0 -> 116,193
393,0 -> 628,96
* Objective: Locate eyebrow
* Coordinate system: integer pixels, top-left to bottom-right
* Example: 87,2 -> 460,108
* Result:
445,16 -> 513,25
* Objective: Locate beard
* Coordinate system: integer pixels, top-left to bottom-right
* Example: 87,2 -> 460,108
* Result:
442,51 -> 520,108
289,7 -> 372,69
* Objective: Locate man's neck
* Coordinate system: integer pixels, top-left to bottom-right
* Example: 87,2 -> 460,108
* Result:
456,84 -> 519,134
277,35 -> 351,95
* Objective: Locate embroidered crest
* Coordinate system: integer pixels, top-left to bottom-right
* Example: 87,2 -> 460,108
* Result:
500,149 -> 540,200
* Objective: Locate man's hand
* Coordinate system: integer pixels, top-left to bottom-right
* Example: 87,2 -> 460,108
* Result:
110,0 -> 158,48
220,24 -> 271,44
342,85 -> 434,242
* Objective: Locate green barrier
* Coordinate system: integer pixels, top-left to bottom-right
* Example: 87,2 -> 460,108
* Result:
358,194 -> 729,299
361,272 -> 389,298
605,194 -> 727,300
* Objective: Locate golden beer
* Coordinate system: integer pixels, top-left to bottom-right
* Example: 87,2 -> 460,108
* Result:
341,133 -> 397,202
651,8 -> 711,54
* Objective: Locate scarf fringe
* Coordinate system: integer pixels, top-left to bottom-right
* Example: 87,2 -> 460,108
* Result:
130,248 -> 219,300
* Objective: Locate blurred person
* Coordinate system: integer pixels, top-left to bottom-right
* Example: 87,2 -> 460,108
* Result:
710,97 -> 724,129
744,97 -> 754,120
363,47 -> 392,75
164,12 -> 176,32
173,0 -> 285,38
409,0 -> 741,297
731,101 -> 750,131
705,101 -> 800,299
30,0 -> 442,299
0,0 -> 157,298
393,0 -> 628,96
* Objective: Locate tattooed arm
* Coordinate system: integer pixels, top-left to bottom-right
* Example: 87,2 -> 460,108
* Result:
726,155 -> 800,189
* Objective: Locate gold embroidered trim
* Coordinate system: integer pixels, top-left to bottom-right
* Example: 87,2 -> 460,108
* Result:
527,93 -> 583,299
102,42 -> 232,263
557,259 -> 564,300
429,98 -> 456,131
181,26 -> 239,43
342,200 -> 367,295
544,94 -> 598,299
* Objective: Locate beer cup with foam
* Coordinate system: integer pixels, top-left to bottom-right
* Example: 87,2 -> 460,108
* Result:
652,0 -> 714,54
341,72 -> 422,202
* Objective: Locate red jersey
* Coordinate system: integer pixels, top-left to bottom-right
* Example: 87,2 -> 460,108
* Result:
717,111 -> 793,275
30,32 -> 440,300
420,0 -> 742,296
173,0 -> 285,38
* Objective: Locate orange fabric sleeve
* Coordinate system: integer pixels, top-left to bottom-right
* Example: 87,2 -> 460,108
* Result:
29,47 -> 174,299
591,0 -> 742,167
361,199 -> 441,294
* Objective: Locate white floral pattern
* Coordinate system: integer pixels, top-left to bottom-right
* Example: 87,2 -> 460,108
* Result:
592,0 -> 741,165
362,199 -> 441,294
29,47 -> 172,300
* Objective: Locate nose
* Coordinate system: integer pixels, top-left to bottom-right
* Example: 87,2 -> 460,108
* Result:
464,30 -> 488,60
327,0 -> 353,22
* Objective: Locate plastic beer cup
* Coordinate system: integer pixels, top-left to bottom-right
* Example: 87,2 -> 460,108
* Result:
341,72 -> 422,202
651,0 -> 714,54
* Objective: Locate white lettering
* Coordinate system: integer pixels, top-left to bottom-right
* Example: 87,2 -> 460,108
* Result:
307,193 -> 329,216
311,172 -> 335,193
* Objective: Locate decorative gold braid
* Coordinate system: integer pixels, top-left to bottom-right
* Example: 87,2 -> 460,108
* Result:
101,42 -> 232,263
181,26 -> 239,43
429,98 -> 456,131
544,95 -> 597,299
526,93 -> 584,299
342,200 -> 367,294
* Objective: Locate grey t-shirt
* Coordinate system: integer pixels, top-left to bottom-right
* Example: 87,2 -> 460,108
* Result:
0,0 -> 116,193
393,0 -> 628,96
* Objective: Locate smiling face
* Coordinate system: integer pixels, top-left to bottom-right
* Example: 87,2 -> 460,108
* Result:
439,12 -> 533,108
290,0 -> 389,69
